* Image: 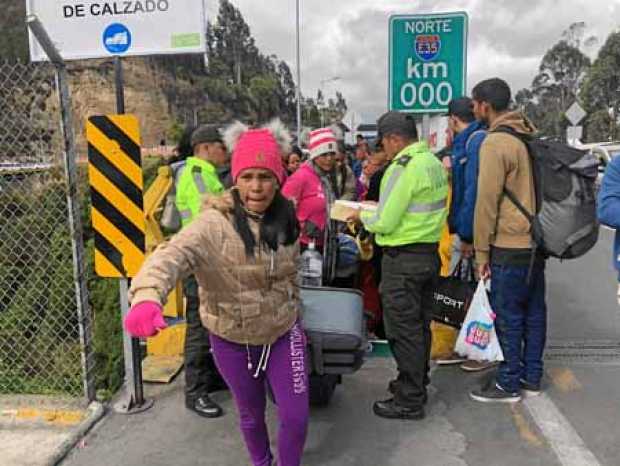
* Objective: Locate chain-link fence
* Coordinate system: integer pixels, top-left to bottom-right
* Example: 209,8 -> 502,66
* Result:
0,60 -> 95,399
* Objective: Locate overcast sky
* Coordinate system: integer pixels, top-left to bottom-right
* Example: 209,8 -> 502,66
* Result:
208,0 -> 620,122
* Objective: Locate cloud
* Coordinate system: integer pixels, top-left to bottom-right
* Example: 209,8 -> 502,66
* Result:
212,0 -> 620,122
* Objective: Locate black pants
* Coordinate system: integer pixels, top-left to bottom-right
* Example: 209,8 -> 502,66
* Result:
380,249 -> 440,408
184,275 -> 222,402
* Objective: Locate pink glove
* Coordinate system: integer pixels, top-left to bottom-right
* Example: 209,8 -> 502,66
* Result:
124,301 -> 167,338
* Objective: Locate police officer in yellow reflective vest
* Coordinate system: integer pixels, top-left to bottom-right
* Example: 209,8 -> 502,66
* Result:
176,124 -> 228,418
351,111 -> 448,420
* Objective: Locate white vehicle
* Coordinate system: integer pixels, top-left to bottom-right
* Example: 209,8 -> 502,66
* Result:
355,123 -> 378,141
576,141 -> 620,172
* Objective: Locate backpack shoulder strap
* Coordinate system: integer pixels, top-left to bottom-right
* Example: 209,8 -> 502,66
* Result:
503,188 -> 534,222
491,126 -> 535,222
492,125 -> 533,144
465,129 -> 487,153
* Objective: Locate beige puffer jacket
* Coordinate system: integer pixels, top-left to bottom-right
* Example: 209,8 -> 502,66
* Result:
129,191 -> 300,346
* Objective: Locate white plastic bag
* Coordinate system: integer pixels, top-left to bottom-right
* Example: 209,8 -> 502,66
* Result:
454,280 -> 504,362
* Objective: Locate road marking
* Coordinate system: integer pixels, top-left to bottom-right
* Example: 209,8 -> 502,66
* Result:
13,408 -> 85,426
547,367 -> 583,393
524,393 -> 601,466
510,404 -> 544,447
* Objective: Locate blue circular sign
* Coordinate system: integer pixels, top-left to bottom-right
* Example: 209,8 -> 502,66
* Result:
103,23 -> 132,54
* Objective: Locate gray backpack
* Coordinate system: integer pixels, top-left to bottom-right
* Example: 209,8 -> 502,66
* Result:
496,127 -> 599,259
160,161 -> 186,232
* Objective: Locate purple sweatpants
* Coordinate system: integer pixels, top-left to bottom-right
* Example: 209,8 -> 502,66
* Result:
210,322 -> 309,466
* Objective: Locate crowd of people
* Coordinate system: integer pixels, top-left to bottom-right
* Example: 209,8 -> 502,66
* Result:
121,76 -> 617,466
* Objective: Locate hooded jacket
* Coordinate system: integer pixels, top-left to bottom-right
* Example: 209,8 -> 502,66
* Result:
474,111 -> 537,266
598,155 -> 620,280
282,161 -> 330,246
129,191 -> 300,346
449,120 -> 487,243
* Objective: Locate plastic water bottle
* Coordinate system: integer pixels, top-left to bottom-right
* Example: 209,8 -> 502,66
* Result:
300,242 -> 323,287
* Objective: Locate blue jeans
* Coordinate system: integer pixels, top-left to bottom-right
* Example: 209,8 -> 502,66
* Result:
490,263 -> 547,393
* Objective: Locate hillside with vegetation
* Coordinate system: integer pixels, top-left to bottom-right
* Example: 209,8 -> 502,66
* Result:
1,0 -> 346,157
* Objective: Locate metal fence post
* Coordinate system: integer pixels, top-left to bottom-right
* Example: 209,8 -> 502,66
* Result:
26,15 -> 96,402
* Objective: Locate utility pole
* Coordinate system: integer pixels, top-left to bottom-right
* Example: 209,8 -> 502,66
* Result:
611,86 -> 620,141
295,0 -> 302,143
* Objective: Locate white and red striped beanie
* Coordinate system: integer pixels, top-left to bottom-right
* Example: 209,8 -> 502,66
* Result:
308,128 -> 338,160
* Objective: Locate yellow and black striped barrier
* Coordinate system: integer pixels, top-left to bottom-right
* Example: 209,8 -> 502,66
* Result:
86,115 -> 145,278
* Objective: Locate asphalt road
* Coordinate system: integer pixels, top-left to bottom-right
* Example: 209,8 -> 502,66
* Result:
60,229 -> 620,466
61,356 -> 620,466
547,228 -> 619,344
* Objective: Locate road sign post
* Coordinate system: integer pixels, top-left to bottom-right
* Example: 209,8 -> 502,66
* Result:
565,102 -> 587,146
567,126 -> 583,146
86,112 -> 152,413
389,12 -> 468,114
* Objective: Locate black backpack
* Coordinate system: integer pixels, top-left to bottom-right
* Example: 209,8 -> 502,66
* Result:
495,127 -> 600,260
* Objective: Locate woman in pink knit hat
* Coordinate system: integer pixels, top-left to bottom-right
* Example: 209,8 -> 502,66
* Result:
124,120 -> 308,466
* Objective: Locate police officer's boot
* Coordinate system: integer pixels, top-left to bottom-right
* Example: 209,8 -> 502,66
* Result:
373,398 -> 424,420
186,394 -> 224,418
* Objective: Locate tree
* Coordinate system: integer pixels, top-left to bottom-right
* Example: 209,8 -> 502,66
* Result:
208,0 -> 261,86
303,98 -> 321,129
249,75 -> 279,122
276,61 -> 297,121
0,1 -> 28,61
335,92 -> 348,117
530,40 -> 590,139
562,21 -> 598,52
581,31 -> 620,141
203,0 -> 312,124
584,109 -> 615,143
316,90 -> 325,108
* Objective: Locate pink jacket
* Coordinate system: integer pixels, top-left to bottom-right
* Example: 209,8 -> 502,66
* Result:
282,162 -> 327,246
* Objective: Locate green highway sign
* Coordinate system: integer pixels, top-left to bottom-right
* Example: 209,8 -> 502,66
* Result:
389,12 -> 468,113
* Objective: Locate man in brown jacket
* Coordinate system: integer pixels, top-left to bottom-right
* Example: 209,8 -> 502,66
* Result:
470,78 -> 547,403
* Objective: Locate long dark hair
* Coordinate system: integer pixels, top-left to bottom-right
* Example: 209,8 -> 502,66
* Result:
167,125 -> 196,165
231,189 -> 300,258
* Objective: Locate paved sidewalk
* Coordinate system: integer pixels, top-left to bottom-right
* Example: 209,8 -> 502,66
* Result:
0,395 -> 103,466
57,357 -> 618,466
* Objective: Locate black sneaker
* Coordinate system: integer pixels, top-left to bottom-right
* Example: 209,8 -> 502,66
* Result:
470,382 -> 521,403
520,379 -> 542,397
186,395 -> 224,418
372,398 -> 425,420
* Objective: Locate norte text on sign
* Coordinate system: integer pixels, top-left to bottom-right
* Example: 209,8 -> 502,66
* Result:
86,115 -> 145,278
389,12 -> 468,113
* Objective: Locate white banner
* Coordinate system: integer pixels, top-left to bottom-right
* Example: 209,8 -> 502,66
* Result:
27,0 -> 207,61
